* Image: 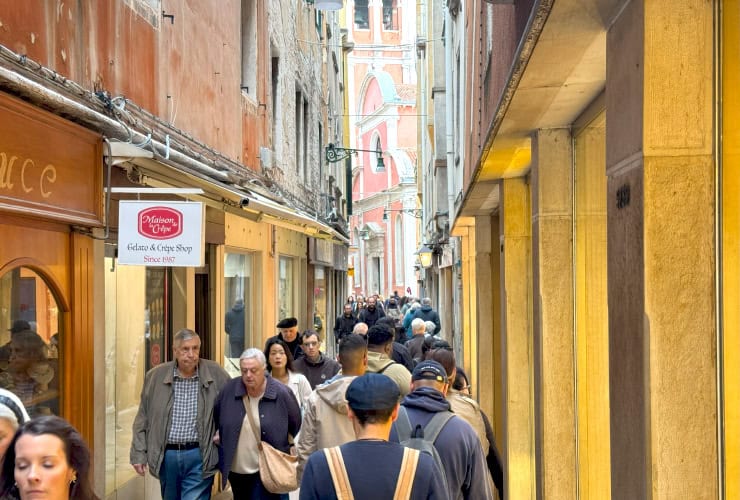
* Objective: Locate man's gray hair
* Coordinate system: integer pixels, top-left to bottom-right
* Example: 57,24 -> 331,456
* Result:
411,318 -> 426,334
424,321 -> 436,335
352,322 -> 369,335
240,347 -> 267,368
421,297 -> 432,306
173,328 -> 200,348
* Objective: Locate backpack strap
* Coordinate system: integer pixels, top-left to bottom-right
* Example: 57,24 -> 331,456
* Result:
395,406 -> 413,440
378,361 -> 395,374
422,410 -> 455,443
324,447 -> 354,500
393,447 -> 420,500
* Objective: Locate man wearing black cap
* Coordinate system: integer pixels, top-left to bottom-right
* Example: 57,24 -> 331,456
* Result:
267,317 -> 304,360
390,360 -> 493,500
299,373 -> 449,499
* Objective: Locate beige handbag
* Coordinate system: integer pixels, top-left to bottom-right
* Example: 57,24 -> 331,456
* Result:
244,397 -> 299,493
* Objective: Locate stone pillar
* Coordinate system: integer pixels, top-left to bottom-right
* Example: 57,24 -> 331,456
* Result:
500,176 -> 535,498
530,128 -> 576,499
606,1 -> 717,498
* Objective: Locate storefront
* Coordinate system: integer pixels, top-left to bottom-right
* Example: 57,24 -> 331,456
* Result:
0,92 -> 102,447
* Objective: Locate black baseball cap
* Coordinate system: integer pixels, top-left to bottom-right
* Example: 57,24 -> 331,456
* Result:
411,360 -> 448,383
345,373 -> 400,411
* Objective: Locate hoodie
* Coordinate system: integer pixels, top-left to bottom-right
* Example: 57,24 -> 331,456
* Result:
295,376 -> 358,478
391,387 -> 494,500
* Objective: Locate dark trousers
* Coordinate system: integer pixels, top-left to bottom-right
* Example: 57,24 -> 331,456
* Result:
228,472 -> 288,500
229,338 -> 244,358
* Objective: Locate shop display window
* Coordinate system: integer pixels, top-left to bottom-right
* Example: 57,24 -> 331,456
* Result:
224,252 -> 253,376
0,267 -> 61,418
278,256 -> 295,321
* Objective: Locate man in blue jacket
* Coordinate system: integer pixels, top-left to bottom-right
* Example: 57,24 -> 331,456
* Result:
300,373 -> 449,499
390,360 -> 493,500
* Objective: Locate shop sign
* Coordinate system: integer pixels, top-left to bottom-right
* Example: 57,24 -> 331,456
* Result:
118,201 -> 205,266
0,93 -> 102,225
439,247 -> 454,268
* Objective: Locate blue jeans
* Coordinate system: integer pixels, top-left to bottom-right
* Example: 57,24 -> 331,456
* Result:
160,448 -> 213,500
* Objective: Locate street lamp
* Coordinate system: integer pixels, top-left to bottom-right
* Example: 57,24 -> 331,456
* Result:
325,143 -> 385,173
416,244 -> 434,268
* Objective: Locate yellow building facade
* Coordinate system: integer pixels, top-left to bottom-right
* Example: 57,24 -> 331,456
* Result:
452,1 -> 738,497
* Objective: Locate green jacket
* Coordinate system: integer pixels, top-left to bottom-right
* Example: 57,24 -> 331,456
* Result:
130,359 -> 231,479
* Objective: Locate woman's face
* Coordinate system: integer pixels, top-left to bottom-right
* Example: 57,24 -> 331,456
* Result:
268,345 -> 287,370
0,418 -> 16,460
14,433 -> 75,500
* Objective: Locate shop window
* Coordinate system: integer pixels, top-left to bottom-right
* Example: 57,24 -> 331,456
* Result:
0,267 -> 61,418
279,256 -> 295,320
354,0 -> 369,29
224,252 -> 254,376
104,253 -> 171,495
313,266 -> 326,337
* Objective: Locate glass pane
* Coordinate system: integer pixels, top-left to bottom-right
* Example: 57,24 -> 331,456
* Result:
224,252 -> 253,376
0,267 -> 61,417
104,256 -> 170,496
313,266 -> 326,338
279,256 -> 294,320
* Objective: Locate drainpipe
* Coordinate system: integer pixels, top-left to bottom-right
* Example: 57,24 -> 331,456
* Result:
445,5 -> 455,220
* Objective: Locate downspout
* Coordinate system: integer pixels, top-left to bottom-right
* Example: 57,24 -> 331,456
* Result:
445,5 -> 455,220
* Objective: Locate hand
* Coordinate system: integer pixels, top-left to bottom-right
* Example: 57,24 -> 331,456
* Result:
213,430 -> 221,446
133,463 -> 147,476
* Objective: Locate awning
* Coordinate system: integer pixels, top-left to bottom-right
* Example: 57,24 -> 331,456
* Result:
105,142 -> 350,245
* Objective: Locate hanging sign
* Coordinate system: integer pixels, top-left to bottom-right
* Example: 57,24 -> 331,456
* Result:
118,201 -> 205,266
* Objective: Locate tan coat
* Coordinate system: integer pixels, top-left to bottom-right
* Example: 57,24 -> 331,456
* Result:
366,351 -> 411,396
295,375 -> 358,478
447,389 -> 490,456
130,359 -> 231,479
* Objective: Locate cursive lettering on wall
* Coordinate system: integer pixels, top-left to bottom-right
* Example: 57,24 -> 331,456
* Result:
0,151 -> 57,198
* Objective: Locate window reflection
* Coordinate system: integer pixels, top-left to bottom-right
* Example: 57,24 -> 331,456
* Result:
0,267 -> 60,417
279,256 -> 294,321
224,253 -> 253,376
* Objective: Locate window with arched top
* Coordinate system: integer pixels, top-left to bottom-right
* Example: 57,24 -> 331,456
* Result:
394,215 -> 404,284
0,266 -> 61,418
373,135 -> 384,173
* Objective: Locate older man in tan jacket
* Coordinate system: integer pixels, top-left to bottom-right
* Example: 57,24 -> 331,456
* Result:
296,334 -> 368,478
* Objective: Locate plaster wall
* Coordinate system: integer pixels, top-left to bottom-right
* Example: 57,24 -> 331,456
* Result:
606,1 -> 717,498
530,128 -> 576,499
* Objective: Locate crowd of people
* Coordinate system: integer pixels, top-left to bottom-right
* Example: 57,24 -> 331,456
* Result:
0,296 -> 503,499
129,293 -> 504,500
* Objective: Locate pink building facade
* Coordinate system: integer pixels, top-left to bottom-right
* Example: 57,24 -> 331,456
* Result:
345,0 -> 419,299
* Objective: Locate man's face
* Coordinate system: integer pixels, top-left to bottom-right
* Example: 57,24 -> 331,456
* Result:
344,304 -> 353,316
280,326 -> 299,342
302,334 -> 321,360
367,298 -> 377,310
174,337 -> 200,373
240,357 -> 266,391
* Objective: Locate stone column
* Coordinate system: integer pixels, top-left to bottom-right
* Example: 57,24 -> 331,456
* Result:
606,1 -> 717,498
530,128 -> 576,499
500,176 -> 535,498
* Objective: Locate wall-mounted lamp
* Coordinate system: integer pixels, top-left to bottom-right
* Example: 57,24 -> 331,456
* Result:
325,143 -> 385,173
314,0 -> 344,10
415,244 -> 434,268
383,208 -> 422,221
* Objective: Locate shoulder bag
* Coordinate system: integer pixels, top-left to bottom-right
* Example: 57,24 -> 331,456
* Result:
244,396 -> 299,493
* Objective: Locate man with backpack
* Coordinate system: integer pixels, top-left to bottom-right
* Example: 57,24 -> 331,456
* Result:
390,360 -> 493,500
365,325 -> 412,396
299,373 -> 449,499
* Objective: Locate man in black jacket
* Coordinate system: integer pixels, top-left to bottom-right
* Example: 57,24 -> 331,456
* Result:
293,330 -> 340,388
333,303 -> 358,346
358,296 -> 385,327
